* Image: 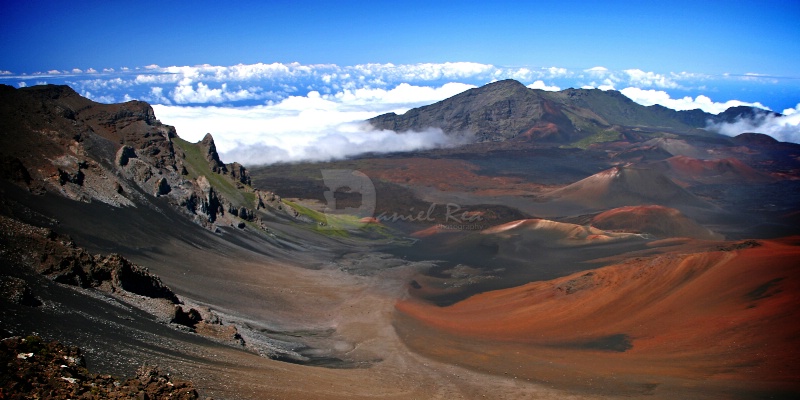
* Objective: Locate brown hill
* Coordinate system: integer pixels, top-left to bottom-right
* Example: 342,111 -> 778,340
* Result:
482,218 -> 644,246
543,165 -> 711,212
661,155 -> 777,185
591,205 -> 723,240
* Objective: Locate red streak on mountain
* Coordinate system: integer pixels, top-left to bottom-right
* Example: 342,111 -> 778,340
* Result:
665,156 -> 776,184
592,205 -> 723,240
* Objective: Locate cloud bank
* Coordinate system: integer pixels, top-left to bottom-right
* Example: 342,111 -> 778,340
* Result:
6,61 -> 791,109
706,104 -> 800,143
153,82 -> 476,165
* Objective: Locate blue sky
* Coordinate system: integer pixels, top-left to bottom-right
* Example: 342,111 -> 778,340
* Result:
3,0 -> 799,75
1,0 -> 799,163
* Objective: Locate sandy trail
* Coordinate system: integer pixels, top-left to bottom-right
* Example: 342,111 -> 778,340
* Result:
159,255 -> 610,399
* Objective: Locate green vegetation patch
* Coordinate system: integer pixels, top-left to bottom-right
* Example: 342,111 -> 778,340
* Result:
567,129 -> 621,149
283,200 -> 396,239
173,137 -> 252,209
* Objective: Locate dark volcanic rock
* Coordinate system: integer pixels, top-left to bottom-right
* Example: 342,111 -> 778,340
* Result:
0,215 -> 179,303
156,176 -> 171,195
0,157 -> 32,186
200,133 -> 227,173
0,336 -> 201,399
0,277 -> 41,307
115,145 -> 137,166
172,306 -> 203,328
228,161 -> 252,186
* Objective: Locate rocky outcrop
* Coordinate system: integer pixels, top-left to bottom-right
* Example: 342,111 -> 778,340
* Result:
194,176 -> 224,223
0,336 -> 201,399
228,161 -> 251,186
0,156 -> 33,186
0,277 -> 41,307
0,215 -> 179,303
200,133 -> 227,173
115,145 -> 137,167
170,305 -> 244,345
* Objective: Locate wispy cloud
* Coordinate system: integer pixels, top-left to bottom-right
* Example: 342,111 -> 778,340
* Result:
222,126 -> 466,166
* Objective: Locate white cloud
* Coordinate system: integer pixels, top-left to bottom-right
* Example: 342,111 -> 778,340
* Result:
73,77 -> 131,91
328,82 -> 474,106
624,69 -> 679,89
585,66 -> 608,73
544,66 -> 570,78
222,126 -> 465,165
171,80 -> 266,104
18,82 -> 26,88
706,104 -> 800,142
527,80 -> 560,91
146,86 -> 171,105
82,91 -> 116,103
0,70 -> 12,75
620,87 -> 770,114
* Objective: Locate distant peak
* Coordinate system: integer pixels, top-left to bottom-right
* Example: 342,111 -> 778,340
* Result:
488,79 -> 526,87
480,79 -> 528,92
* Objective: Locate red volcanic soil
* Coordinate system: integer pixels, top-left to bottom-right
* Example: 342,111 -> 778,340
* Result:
592,205 -> 723,240
396,239 -> 800,397
363,158 -> 547,196
664,156 -> 777,185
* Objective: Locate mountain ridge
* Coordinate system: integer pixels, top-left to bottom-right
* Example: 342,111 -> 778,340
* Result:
0,84 -> 283,231
368,79 -> 775,144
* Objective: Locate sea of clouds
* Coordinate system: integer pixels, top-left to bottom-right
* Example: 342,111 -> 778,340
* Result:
2,62 -> 798,164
